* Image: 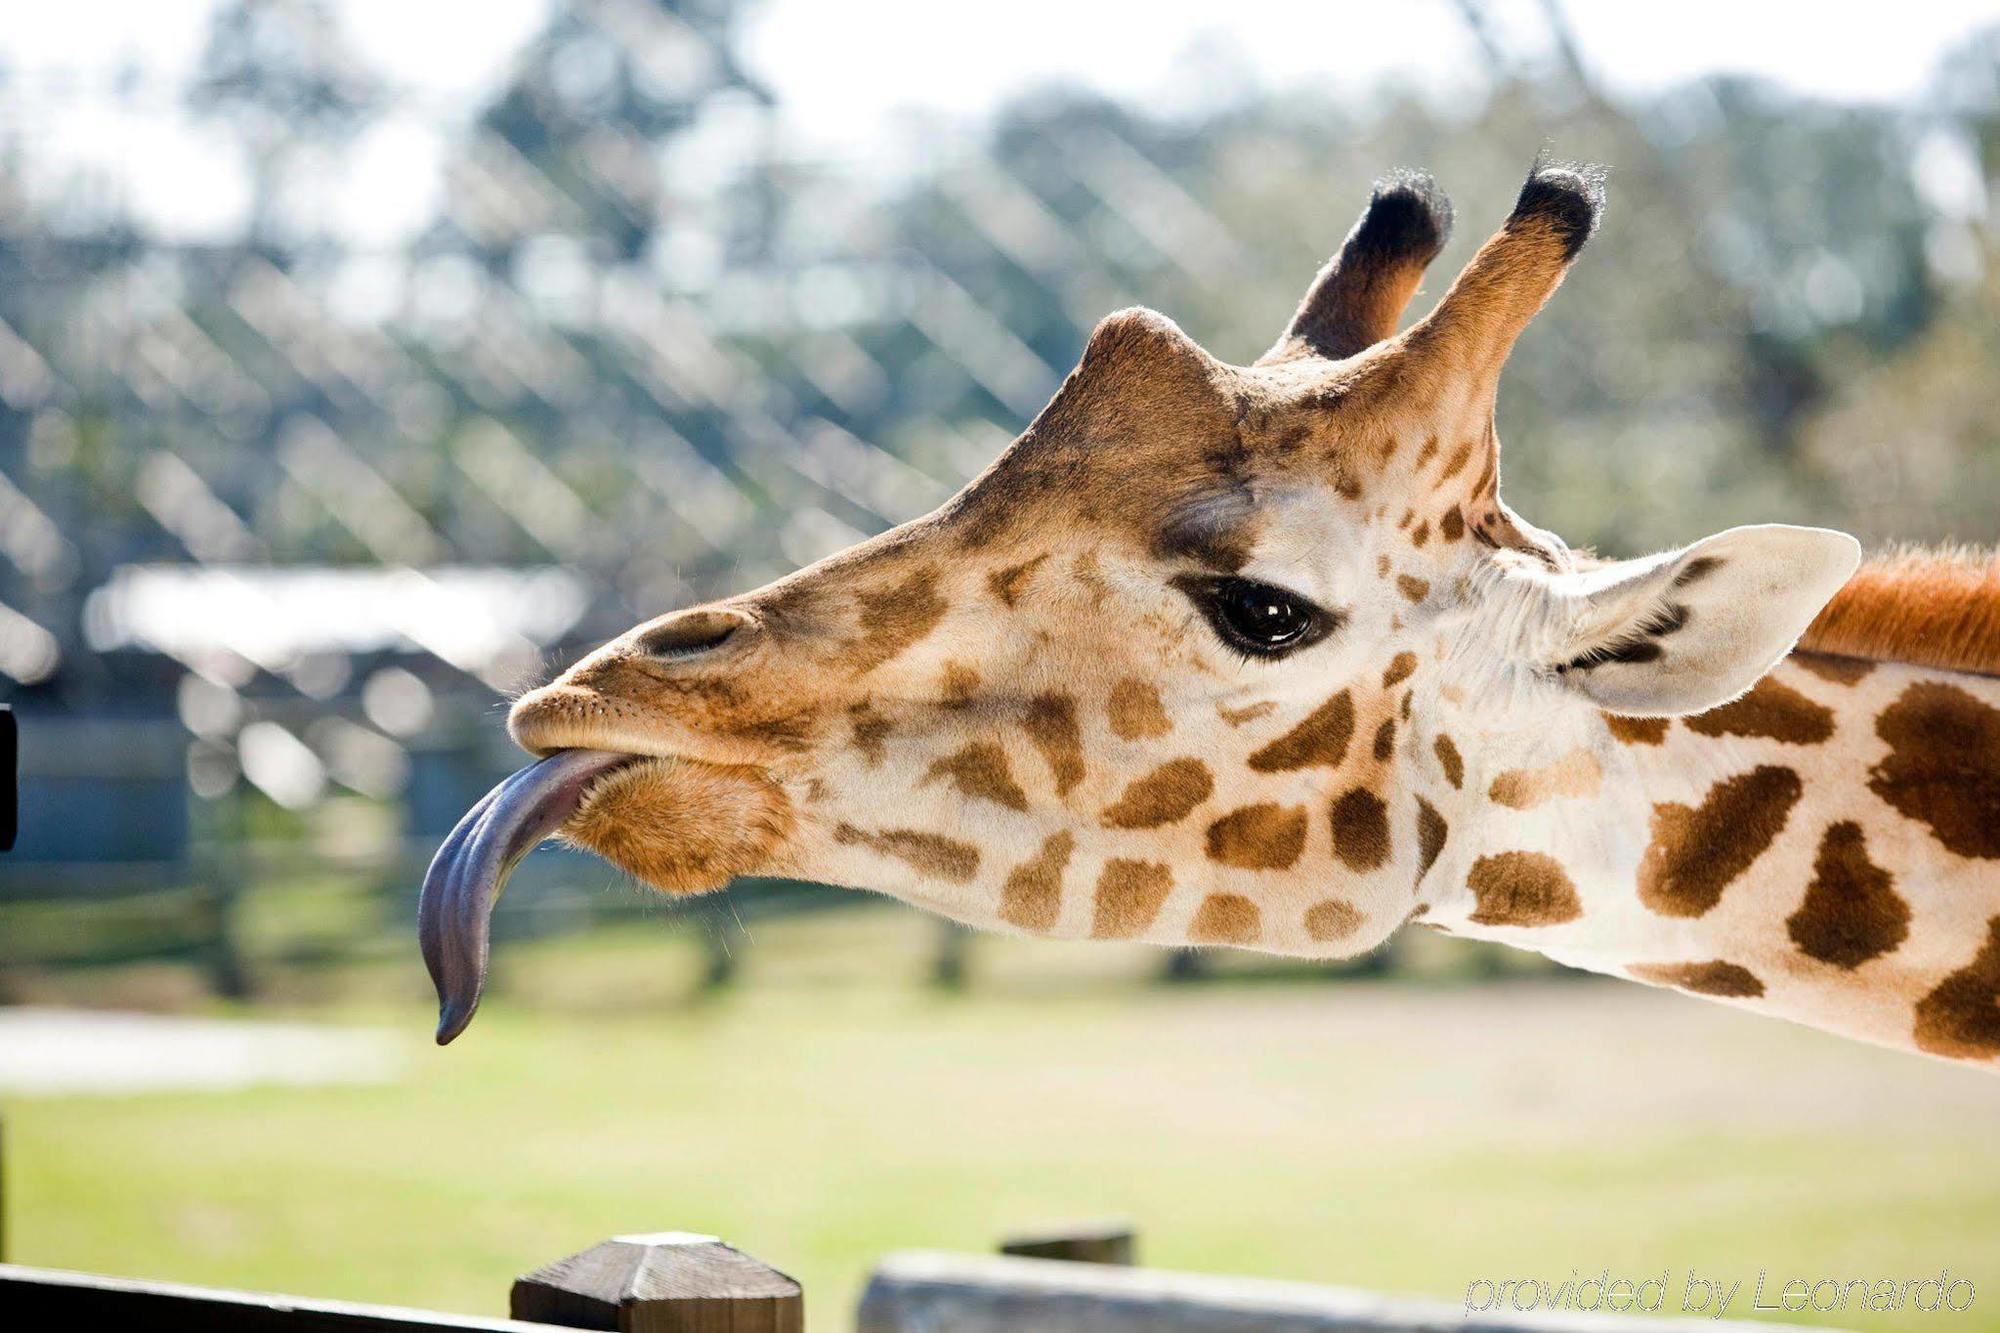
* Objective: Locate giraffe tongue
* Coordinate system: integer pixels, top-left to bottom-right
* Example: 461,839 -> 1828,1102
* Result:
418,748 -> 633,1045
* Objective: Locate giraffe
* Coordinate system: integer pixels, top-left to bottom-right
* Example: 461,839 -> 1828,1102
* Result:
420,162 -> 2000,1069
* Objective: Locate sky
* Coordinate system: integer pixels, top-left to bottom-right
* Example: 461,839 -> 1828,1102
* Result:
5,0 -> 2000,242
744,0 -> 2000,146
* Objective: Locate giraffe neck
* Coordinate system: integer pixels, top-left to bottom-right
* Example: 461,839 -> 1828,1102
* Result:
1421,653 -> 2000,1066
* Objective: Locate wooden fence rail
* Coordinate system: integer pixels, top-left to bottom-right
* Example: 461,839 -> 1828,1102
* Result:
856,1251 -> 1834,1333
0,1233 -> 801,1333
0,1265 -> 557,1333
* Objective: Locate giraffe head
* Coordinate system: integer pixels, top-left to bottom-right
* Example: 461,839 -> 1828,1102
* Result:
420,163 -> 1860,1041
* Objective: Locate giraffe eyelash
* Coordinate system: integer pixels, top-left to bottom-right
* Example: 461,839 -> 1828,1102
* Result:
1172,575 -> 1341,660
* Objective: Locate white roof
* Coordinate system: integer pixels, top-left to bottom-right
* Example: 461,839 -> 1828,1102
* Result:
82,563 -> 591,677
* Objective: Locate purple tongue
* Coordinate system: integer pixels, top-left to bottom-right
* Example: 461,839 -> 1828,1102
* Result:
418,749 -> 632,1044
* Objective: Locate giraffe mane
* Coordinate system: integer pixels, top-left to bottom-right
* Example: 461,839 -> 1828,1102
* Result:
1799,543 -> 2000,678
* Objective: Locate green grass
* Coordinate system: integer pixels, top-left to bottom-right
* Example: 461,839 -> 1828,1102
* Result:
6,904 -> 2000,1331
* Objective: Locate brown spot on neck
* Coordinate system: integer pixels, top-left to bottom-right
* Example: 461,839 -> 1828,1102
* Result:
833,823 -> 980,882
1022,692 -> 1086,797
1108,678 -> 1173,740
986,552 -> 1049,607
1414,797 -> 1448,882
1467,851 -> 1581,927
1468,449 -> 1495,500
1603,713 -> 1669,746
1914,915 -> 2000,1060
1439,506 -> 1465,542
1373,717 -> 1397,762
999,831 -> 1075,932
850,701 -> 892,766
1304,899 -> 1363,942
1248,690 -> 1354,771
1189,892 -> 1261,945
1432,733 -> 1464,789
1684,676 -> 1835,744
1381,651 -> 1419,688
1637,766 -> 1803,917
1787,821 -> 1909,969
1439,439 -> 1474,480
938,661 -> 981,708
922,740 -> 1029,811
1329,787 -> 1391,871
1102,757 -> 1214,828
1206,802 -> 1308,870
1629,959 -> 1764,998
1396,575 -> 1430,604
1093,859 -> 1173,938
850,566 -> 947,673
1869,682 -> 2000,860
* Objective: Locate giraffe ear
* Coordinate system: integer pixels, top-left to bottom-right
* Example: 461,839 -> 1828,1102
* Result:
1538,525 -> 1861,717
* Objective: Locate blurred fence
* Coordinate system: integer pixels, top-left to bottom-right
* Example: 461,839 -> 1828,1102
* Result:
0,1 -> 1101,986
2,0 -> 1997,992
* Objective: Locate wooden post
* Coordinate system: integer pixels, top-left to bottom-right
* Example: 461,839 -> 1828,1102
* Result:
698,926 -> 738,990
928,920 -> 968,990
1161,948 -> 1207,983
999,1221 -> 1135,1266
511,1233 -> 802,1333
193,772 -> 252,1000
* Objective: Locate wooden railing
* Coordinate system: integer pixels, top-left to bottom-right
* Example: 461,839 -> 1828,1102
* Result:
4,1236 -> 1835,1333
0,1233 -> 802,1333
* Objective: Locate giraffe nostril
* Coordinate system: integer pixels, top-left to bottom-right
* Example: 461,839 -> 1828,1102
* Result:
634,609 -> 748,659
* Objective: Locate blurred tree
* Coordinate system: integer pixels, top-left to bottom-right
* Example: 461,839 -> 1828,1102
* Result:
188,0 -> 382,253
447,0 -> 775,271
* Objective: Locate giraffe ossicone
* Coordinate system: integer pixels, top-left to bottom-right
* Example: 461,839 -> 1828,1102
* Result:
419,163 -> 2000,1071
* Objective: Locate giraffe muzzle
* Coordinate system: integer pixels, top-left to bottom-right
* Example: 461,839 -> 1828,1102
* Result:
417,748 -> 634,1044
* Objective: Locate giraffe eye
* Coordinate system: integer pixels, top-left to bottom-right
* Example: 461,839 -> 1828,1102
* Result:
1176,576 -> 1337,659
